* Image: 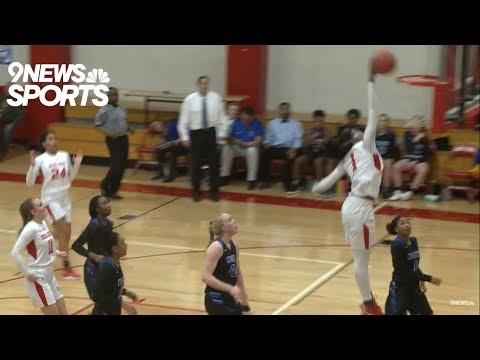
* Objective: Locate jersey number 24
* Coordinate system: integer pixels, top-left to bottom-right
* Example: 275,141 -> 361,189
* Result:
51,168 -> 66,180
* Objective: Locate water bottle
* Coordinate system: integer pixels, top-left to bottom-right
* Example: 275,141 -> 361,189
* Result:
424,194 -> 440,202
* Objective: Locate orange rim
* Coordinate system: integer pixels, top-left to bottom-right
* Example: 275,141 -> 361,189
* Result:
396,74 -> 440,87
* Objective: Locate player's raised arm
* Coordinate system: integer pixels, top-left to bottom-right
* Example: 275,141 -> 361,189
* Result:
362,66 -> 380,153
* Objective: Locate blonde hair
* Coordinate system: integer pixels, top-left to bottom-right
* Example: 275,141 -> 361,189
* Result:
407,115 -> 426,131
208,216 -> 224,243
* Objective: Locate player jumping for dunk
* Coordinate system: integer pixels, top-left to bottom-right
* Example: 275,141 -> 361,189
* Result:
313,63 -> 384,315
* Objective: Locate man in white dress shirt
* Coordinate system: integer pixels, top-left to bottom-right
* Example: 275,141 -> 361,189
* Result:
178,76 -> 226,202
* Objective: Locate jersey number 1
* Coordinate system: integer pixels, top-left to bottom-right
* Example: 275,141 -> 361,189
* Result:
48,239 -> 54,255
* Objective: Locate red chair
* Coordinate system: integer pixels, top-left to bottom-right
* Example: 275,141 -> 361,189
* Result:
133,146 -> 158,174
232,156 -> 247,174
133,125 -> 162,174
270,158 -> 287,178
441,143 -> 479,201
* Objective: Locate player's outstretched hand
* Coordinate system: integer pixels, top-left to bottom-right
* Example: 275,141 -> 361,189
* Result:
29,149 -> 37,166
73,149 -> 84,164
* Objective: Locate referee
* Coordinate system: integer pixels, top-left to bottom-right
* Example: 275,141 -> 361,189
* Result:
95,87 -> 134,199
178,76 -> 225,202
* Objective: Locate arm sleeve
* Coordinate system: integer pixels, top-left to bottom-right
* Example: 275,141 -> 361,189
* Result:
93,263 -> 118,309
312,160 -> 346,194
217,96 -> 226,128
71,223 -> 94,258
216,117 -> 227,139
178,97 -> 190,142
26,158 -> 41,187
362,81 -> 380,152
10,227 -> 35,276
263,121 -> 273,145
293,122 -> 303,148
256,121 -> 264,137
417,268 -> 432,283
94,107 -> 108,127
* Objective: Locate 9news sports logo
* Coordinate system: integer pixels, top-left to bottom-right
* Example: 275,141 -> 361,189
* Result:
7,62 -> 110,107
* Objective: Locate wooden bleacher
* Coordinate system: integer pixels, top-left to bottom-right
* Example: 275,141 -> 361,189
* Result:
57,101 -> 479,185
50,122 -> 163,160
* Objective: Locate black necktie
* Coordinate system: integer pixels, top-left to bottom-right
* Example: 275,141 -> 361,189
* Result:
282,118 -> 289,123
202,97 -> 208,129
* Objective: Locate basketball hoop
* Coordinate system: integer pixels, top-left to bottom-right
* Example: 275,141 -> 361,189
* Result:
396,74 -> 453,133
396,74 -> 442,87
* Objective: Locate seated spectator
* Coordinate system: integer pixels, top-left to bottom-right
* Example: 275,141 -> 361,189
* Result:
291,110 -> 333,194
336,108 -> 365,141
323,108 -> 365,195
217,103 -> 239,145
152,118 -> 189,182
258,102 -> 303,193
389,116 -> 431,201
375,113 -> 397,199
0,83 -> 24,160
219,107 -> 263,190
215,102 -> 239,168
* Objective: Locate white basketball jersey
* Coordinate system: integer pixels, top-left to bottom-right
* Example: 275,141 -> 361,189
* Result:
27,151 -> 73,199
344,141 -> 384,199
11,220 -> 57,270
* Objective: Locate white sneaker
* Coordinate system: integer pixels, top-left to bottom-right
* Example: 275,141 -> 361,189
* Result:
286,189 -> 300,196
401,190 -> 414,201
389,190 -> 403,201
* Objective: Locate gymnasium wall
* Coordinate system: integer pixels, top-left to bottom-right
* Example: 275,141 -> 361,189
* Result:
70,45 -> 442,120
267,45 -> 442,121
72,45 -> 227,96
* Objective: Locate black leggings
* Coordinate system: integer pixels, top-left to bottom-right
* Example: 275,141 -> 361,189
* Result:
385,281 -> 433,315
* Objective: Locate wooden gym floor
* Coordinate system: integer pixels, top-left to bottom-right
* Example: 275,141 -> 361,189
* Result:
0,149 -> 478,315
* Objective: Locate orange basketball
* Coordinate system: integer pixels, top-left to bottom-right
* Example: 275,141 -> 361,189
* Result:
372,49 -> 396,75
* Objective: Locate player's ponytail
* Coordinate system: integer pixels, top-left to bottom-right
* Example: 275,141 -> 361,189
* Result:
208,216 -> 224,245
386,216 -> 401,235
18,198 -> 35,235
208,221 -> 214,244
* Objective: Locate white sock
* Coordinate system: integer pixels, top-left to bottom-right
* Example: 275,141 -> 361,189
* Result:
352,249 -> 373,302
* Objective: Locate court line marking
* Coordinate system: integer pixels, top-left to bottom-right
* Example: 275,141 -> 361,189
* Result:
127,241 -> 343,265
0,229 -> 17,234
271,233 -> 389,315
0,295 -> 206,315
71,302 -> 94,315
271,201 -> 390,315
113,196 -> 182,229
271,262 -> 352,315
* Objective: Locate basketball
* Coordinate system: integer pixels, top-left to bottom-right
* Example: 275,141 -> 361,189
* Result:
372,49 -> 396,75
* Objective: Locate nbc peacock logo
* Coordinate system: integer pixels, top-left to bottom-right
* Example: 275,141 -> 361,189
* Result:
6,62 -> 111,107
85,68 -> 110,84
